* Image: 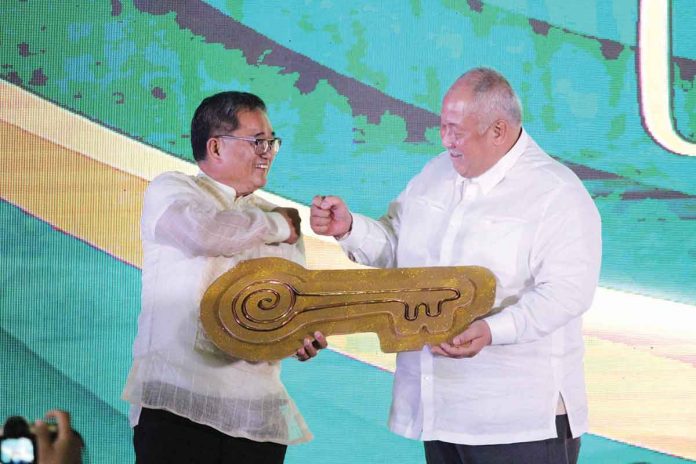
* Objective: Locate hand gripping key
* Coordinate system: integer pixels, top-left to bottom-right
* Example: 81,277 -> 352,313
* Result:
200,257 -> 496,361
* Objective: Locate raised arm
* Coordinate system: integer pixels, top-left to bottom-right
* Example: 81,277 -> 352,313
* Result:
309,195 -> 353,238
151,200 -> 295,257
142,174 -> 297,257
310,194 -> 403,268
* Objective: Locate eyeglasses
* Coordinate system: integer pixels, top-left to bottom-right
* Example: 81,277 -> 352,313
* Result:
214,135 -> 282,155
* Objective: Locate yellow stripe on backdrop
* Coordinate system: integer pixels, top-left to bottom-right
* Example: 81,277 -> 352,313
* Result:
1,81 -> 695,460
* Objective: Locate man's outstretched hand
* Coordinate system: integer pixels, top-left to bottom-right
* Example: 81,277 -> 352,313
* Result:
310,196 -> 352,239
429,320 -> 492,358
294,331 -> 328,362
273,207 -> 302,244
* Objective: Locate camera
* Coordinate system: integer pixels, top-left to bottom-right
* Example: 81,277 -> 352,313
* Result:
0,416 -> 56,464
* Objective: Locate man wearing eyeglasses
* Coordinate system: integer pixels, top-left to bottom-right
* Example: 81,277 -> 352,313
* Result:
311,68 -> 601,464
122,91 -> 326,463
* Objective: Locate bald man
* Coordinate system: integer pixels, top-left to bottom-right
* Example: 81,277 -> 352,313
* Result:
310,68 -> 601,464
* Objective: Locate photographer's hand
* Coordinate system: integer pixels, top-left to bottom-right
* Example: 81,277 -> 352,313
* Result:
35,410 -> 82,464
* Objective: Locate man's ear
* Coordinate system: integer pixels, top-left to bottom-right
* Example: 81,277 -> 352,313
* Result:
490,119 -> 508,145
206,137 -> 221,160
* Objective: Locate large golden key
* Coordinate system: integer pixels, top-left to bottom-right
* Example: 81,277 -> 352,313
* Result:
200,257 -> 496,361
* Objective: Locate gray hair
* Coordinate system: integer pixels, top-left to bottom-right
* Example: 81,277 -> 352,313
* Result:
455,67 -> 522,133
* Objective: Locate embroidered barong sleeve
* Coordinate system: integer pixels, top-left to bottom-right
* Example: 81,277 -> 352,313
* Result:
141,175 -> 290,258
151,200 -> 290,257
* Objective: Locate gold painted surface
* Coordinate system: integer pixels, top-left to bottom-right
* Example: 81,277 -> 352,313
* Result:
3,83 -> 696,459
200,257 -> 496,361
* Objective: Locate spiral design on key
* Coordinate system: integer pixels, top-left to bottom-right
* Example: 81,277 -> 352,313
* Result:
231,280 -> 299,331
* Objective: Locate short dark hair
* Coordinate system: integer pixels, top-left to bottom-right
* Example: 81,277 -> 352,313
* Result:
190,91 -> 267,161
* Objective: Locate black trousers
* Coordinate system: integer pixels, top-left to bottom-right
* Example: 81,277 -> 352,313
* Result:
424,415 -> 581,464
133,407 -> 287,464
